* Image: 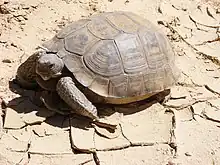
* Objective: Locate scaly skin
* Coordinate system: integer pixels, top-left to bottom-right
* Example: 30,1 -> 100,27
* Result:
56,76 -> 98,120
16,52 -> 40,89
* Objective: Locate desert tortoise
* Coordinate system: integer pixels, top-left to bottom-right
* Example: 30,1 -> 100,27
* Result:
16,11 -> 180,120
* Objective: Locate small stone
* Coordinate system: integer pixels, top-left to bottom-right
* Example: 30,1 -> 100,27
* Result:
2,59 -> 12,63
211,150 -> 215,155
185,152 -> 192,156
168,161 -> 176,165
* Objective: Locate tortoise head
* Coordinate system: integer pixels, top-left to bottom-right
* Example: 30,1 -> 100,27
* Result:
36,53 -> 64,81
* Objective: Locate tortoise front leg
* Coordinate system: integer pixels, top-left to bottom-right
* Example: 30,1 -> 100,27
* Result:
56,77 -> 98,120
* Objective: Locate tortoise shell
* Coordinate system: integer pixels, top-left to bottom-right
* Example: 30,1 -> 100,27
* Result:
42,11 -> 180,99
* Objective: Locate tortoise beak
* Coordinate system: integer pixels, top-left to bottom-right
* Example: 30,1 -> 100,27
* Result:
52,72 -> 62,78
41,75 -> 51,81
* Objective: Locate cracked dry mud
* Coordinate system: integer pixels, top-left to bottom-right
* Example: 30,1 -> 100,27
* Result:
0,0 -> 220,164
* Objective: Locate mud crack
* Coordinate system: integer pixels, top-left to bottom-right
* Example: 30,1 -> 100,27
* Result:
201,112 -> 220,124
78,159 -> 94,165
204,85 -> 220,96
189,15 -> 220,29
158,20 -> 220,66
164,96 -> 217,110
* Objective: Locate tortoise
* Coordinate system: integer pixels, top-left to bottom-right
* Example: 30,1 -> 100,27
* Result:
16,11 -> 180,122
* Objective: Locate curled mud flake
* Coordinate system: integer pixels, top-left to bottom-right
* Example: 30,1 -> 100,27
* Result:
205,84 -> 220,96
124,0 -> 129,5
158,5 -> 162,14
164,96 -> 217,110
189,15 -> 220,29
94,124 -> 120,139
195,37 -> 220,46
185,152 -> 192,156
172,4 -> 187,11
202,112 -> 220,124
2,59 -> 12,63
206,7 -> 216,19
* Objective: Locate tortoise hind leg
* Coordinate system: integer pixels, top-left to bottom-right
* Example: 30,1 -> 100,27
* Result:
56,77 -> 98,120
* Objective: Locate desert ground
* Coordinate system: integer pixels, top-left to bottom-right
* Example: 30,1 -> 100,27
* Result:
0,0 -> 220,164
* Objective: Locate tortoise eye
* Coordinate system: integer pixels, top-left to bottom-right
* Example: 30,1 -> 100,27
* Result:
49,64 -> 54,68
